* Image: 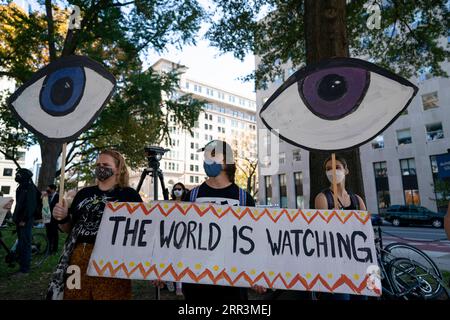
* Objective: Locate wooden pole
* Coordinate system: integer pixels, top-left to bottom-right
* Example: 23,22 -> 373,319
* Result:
331,153 -> 338,209
58,142 -> 67,205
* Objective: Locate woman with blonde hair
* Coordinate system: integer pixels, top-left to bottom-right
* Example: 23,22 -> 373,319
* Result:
47,150 -> 142,300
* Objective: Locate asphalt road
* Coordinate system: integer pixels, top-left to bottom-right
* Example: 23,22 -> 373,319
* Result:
379,224 -> 448,242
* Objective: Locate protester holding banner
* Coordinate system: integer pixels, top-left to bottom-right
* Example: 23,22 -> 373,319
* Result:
314,155 -> 367,300
179,140 -> 256,301
47,150 -> 142,300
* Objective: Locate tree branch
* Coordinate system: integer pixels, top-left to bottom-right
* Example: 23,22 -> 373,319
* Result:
44,0 -> 57,61
0,149 -> 22,169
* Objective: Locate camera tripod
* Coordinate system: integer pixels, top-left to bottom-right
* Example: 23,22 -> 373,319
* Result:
135,167 -> 169,202
135,146 -> 170,300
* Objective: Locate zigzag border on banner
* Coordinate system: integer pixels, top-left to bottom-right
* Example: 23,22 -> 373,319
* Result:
106,202 -> 371,225
90,260 -> 379,295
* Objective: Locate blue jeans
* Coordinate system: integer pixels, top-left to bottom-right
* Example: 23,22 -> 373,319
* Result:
16,222 -> 32,273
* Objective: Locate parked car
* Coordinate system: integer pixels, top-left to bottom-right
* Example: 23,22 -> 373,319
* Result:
382,205 -> 445,228
370,213 -> 383,226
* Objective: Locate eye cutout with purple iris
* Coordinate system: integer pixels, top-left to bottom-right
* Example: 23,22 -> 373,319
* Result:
299,66 -> 370,120
258,57 -> 419,152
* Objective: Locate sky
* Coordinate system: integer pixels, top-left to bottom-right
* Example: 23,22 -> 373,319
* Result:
8,1 -> 256,168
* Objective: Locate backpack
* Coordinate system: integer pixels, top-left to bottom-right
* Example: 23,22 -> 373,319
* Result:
189,185 -> 247,206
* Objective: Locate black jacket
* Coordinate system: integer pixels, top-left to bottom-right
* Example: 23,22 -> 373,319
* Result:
13,181 -> 38,224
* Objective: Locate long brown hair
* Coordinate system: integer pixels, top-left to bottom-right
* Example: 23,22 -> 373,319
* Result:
99,149 -> 129,188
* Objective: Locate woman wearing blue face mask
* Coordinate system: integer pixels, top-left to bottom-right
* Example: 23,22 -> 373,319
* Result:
181,140 -> 258,301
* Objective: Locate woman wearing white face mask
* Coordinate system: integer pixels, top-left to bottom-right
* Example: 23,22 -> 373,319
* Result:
313,155 -> 367,301
315,155 -> 366,212
171,183 -> 187,201
168,182 -> 188,296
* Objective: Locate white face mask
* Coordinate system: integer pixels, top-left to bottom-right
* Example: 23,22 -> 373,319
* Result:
173,190 -> 183,198
326,169 -> 346,184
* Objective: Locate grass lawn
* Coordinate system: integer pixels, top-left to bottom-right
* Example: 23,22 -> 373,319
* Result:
0,224 -> 181,300
1,223 -> 449,300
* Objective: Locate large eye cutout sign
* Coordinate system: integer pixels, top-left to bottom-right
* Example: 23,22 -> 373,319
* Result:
8,55 -> 116,142
259,57 -> 418,152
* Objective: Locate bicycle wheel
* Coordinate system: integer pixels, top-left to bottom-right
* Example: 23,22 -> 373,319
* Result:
388,257 -> 443,299
384,243 -> 442,278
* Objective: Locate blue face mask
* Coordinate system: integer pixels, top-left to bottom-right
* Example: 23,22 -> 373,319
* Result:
203,161 -> 222,177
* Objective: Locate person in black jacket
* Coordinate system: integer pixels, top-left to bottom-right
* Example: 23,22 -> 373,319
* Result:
45,184 -> 59,254
12,168 -> 39,276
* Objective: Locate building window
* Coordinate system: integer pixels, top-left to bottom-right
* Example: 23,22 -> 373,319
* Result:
371,135 -> 384,149
292,150 -> 301,162
191,142 -> 194,149
190,154 -> 194,160
294,172 -> 304,208
422,91 -> 439,110
373,162 -> 390,210
397,128 -> 412,145
195,176 -> 199,183
374,161 -> 388,177
185,82 -> 190,89
279,152 -> 286,165
426,123 -> 444,141
279,174 -> 288,208
190,176 -> 194,183
205,113 -> 208,120
190,165 -> 194,171
1,186 -> 11,195
430,155 -> 449,212
264,176 -> 272,205
400,158 -> 416,176
400,158 -> 420,205
3,168 -> 13,177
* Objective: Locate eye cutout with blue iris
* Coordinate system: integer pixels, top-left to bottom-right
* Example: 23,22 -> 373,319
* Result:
7,55 -> 116,142
39,66 -> 86,117
259,57 -> 418,152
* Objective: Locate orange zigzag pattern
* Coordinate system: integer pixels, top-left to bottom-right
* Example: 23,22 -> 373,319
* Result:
91,260 -> 376,295
106,202 -> 370,225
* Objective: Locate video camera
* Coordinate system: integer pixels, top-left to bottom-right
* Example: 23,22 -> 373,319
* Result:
144,146 -> 170,169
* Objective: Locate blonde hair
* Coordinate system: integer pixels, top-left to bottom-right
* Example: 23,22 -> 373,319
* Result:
99,149 -> 130,188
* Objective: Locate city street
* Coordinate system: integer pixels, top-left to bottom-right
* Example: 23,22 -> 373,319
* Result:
378,224 -> 450,271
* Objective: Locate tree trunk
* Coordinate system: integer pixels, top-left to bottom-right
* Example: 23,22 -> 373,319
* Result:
37,139 -> 61,191
304,0 -> 366,207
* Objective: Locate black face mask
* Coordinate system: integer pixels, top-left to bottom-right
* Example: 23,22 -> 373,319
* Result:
95,166 -> 114,182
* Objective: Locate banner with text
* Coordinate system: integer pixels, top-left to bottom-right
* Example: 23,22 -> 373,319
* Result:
87,201 -> 381,296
